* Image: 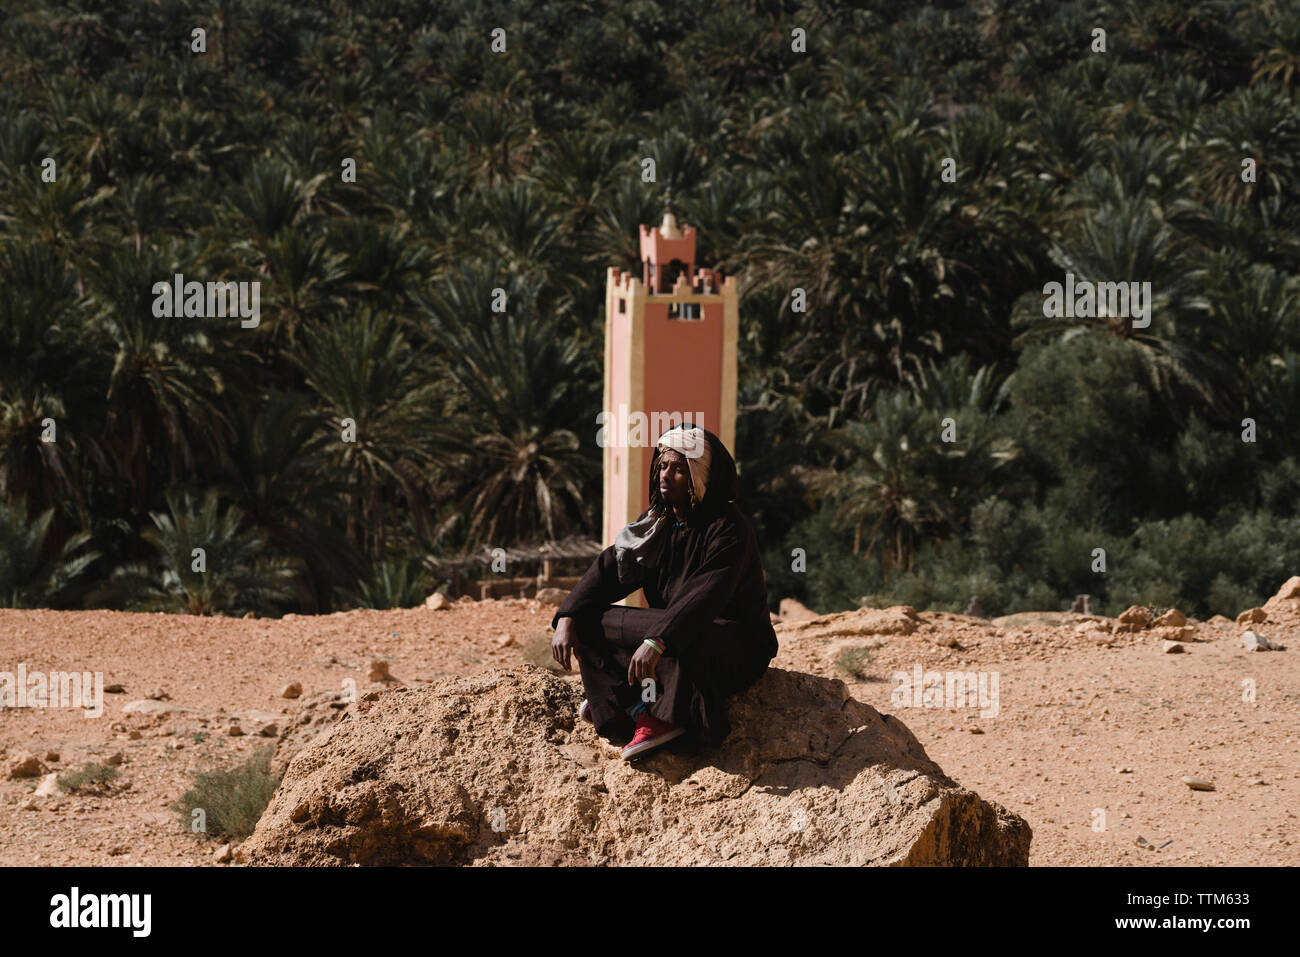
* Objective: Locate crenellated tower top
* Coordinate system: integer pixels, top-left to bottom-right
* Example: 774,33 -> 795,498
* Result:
639,210 -> 697,293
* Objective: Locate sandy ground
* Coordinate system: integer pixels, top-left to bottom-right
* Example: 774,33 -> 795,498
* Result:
0,595 -> 1296,866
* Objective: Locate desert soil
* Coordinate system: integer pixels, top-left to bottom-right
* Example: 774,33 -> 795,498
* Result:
1,595 -> 1296,866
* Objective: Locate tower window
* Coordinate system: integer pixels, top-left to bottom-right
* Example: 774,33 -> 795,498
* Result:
618,298 -> 626,314
668,302 -> 701,320
663,258 -> 688,292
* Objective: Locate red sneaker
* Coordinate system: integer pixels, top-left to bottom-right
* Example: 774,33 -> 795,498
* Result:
620,712 -> 685,759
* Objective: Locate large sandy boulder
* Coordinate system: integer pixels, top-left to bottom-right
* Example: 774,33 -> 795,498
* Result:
270,689 -> 351,777
241,666 -> 1030,866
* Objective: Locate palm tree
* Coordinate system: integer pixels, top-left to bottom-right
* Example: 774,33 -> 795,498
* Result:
214,390 -> 368,613
808,351 -> 1021,577
523,128 -> 619,229
83,240 -> 237,508
1014,196 -> 1224,418
475,180 -> 564,274
2,167 -> 115,258
330,218 -> 430,310
807,392 -> 943,577
334,557 -> 433,611
591,177 -> 664,275
0,111 -> 49,181
1195,254 -> 1300,411
740,103 -> 1042,423
1190,82 -> 1300,208
110,173 -> 173,256
228,158 -> 327,244
637,129 -> 707,197
1029,85 -> 1101,180
368,132 -> 461,227
449,93 -> 533,183
292,308 -> 446,560
103,489 -> 300,616
737,143 -> 869,400
154,99 -> 239,182
902,355 -> 1021,531
0,243 -> 98,529
1248,351 -> 1300,439
417,263 -> 598,549
261,229 -> 347,346
58,85 -> 133,186
678,168 -> 757,265
1149,75 -> 1211,138
1251,2 -> 1300,94
0,499 -> 99,608
1072,134 -> 1191,210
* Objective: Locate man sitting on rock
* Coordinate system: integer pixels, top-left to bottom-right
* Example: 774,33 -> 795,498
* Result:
551,424 -> 779,759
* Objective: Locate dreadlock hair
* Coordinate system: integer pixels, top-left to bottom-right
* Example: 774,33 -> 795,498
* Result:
651,446 -> 699,517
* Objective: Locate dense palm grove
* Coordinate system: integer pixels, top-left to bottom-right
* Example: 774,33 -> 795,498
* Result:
2,0 -> 1299,618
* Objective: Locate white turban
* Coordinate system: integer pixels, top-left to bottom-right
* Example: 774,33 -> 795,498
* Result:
656,425 -> 711,505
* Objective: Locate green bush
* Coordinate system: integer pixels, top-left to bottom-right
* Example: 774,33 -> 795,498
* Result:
1106,510 -> 1300,618
866,504 -> 1298,621
767,499 -> 881,614
835,645 -> 874,680
1006,334 -> 1180,529
56,762 -> 120,794
172,747 -> 281,842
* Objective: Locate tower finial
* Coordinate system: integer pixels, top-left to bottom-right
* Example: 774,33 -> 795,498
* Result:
659,185 -> 682,240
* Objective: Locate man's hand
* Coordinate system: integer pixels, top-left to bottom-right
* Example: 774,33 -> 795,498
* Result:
628,642 -> 661,686
552,616 -> 579,671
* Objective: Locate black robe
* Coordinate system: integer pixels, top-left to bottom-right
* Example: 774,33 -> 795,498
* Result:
551,429 -> 778,749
